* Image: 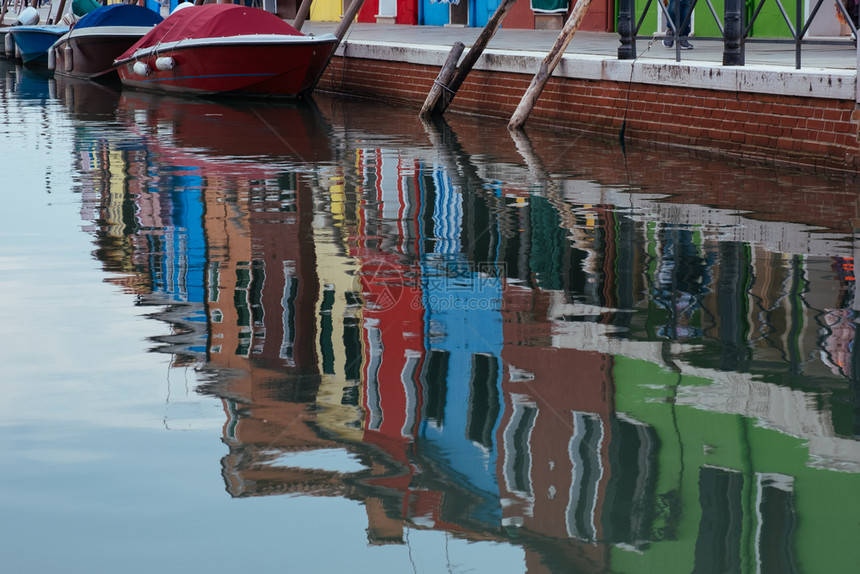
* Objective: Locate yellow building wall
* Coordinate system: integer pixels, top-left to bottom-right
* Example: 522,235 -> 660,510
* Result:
310,0 -> 342,21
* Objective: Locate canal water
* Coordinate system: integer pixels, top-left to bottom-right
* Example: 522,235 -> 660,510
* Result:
2,58 -> 859,573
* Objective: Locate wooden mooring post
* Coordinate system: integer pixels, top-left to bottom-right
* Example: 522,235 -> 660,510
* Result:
48,0 -> 67,25
1,0 -> 23,25
307,0 -> 367,93
333,0 -> 367,42
419,41 -> 464,118
0,0 -> 10,28
508,0 -> 593,131
420,0 -> 519,118
420,115 -> 485,189
293,0 -> 313,32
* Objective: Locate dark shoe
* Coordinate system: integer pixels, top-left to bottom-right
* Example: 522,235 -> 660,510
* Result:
662,38 -> 674,48
679,40 -> 693,49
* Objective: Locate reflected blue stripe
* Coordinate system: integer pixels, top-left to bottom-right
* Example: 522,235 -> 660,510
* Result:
140,73 -> 277,84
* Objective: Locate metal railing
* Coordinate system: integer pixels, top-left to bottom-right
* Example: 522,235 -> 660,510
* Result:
617,0 -> 858,68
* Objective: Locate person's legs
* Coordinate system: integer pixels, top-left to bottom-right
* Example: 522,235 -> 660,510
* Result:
663,0 -> 677,46
663,0 -> 693,48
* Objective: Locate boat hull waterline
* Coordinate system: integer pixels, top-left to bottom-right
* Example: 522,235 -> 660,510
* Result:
54,27 -> 159,79
8,26 -> 69,65
115,35 -> 338,98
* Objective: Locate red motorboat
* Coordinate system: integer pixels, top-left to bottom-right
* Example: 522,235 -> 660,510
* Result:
113,4 -> 339,98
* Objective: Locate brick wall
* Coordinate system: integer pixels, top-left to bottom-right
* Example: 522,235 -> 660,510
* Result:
317,55 -> 860,172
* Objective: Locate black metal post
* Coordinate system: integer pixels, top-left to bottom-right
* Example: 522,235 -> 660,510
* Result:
853,311 -> 860,439
853,229 -> 860,439
795,0 -> 802,69
617,0 -> 636,60
723,0 -> 745,65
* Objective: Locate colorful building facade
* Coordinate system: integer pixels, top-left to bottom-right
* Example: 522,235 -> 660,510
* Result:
303,0 -> 615,31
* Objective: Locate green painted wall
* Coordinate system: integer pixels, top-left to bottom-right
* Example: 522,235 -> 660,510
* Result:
629,0 -> 800,38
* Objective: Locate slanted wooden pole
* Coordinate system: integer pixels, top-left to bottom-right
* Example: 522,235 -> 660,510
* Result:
333,0 -> 366,41
420,115 -> 517,237
508,0 -> 593,131
293,0 -> 313,31
419,41 -> 464,118
420,114 -> 488,193
0,0 -> 10,28
50,0 -> 67,25
306,0 -> 367,93
426,0 -> 519,116
508,126 -> 558,197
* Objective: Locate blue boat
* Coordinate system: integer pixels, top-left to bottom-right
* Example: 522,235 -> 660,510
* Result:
2,0 -> 102,66
8,25 -> 69,65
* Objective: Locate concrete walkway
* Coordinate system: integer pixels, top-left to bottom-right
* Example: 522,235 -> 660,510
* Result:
304,21 -> 858,102
3,4 -> 856,94
4,4 -> 855,71
303,21 -> 858,71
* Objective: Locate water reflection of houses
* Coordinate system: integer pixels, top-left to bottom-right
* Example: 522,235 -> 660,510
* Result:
312,138 -> 622,570
501,170 -> 860,571
78,93 -> 860,572
498,286 -> 614,542
126,94 -> 339,496
63,78 -> 152,298
329,127 -> 860,570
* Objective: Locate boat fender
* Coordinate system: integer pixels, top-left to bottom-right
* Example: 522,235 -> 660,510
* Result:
155,57 -> 174,71
47,47 -> 56,71
4,34 -> 13,58
132,61 -> 150,77
64,45 -> 74,72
